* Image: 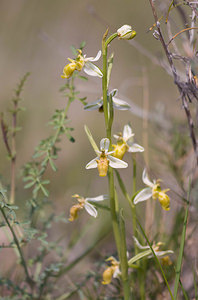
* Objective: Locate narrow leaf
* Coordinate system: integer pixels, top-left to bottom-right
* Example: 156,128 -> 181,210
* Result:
84,125 -> 99,154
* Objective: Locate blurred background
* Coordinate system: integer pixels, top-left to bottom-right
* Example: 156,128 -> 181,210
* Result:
0,0 -> 180,192
1,0 -> 197,298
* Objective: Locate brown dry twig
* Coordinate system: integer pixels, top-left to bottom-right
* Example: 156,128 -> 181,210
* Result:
148,0 -> 198,164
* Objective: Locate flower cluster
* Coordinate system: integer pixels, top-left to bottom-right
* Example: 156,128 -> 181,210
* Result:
61,49 -> 103,79
134,168 -> 170,211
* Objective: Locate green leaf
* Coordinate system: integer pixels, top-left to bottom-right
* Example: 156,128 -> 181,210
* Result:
174,185 -> 190,299
78,76 -> 88,81
128,249 -> 152,266
107,52 -> 114,88
24,181 -> 35,189
84,125 -> 99,154
80,40 -> 86,49
40,184 -> 49,197
49,159 -> 57,172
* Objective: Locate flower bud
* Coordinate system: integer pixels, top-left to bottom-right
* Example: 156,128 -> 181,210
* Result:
117,25 -> 136,40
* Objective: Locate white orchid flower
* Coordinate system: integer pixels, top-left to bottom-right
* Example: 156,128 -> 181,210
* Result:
133,168 -> 170,211
86,138 -> 128,176
69,194 -> 108,221
128,237 -> 173,266
117,25 -> 136,40
84,89 -> 130,111
112,124 -> 144,160
133,236 -> 173,258
61,49 -> 103,79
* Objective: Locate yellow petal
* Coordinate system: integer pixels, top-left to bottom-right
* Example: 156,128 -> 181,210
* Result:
61,62 -> 77,79
158,191 -> 170,211
102,267 -> 114,285
68,204 -> 82,221
97,157 -> 109,177
112,143 -> 128,160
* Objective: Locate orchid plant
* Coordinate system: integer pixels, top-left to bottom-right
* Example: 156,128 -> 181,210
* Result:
1,3 -> 195,299
62,25 -> 173,299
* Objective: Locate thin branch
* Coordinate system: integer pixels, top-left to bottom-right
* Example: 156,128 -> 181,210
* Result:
167,27 -> 198,47
148,0 -> 198,164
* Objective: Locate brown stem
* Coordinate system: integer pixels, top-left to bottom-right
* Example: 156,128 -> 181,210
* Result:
0,113 -> 11,156
10,101 -> 17,204
148,0 -> 198,164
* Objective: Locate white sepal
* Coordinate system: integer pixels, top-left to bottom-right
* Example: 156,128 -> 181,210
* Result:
128,143 -> 144,153
142,168 -> 154,188
100,138 -> 110,152
84,99 -> 103,111
86,50 -> 102,62
83,62 -> 103,78
133,187 -> 152,204
112,97 -> 131,110
85,158 -> 98,169
84,202 -> 98,217
86,194 -> 108,202
133,236 -> 150,250
108,155 -> 128,168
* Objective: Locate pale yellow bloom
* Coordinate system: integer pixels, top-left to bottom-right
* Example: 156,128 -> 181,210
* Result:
134,169 -> 170,211
86,138 -> 128,177
161,255 -> 172,266
112,125 -> 144,160
68,194 -> 107,221
102,257 -> 120,285
61,49 -> 102,79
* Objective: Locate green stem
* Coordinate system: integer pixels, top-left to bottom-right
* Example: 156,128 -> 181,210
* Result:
120,210 -> 130,299
132,154 -> 145,299
173,181 -> 190,299
10,101 -> 17,205
137,218 -> 174,300
102,30 -> 130,299
108,168 -> 121,255
131,154 -> 138,255
102,36 -> 109,129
